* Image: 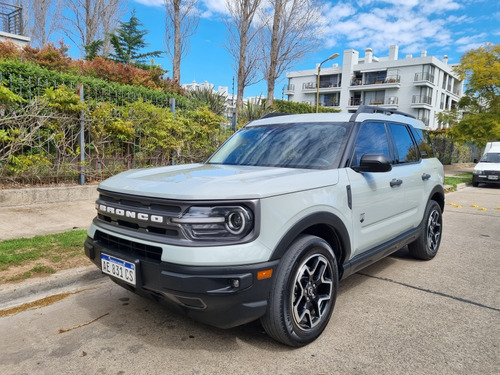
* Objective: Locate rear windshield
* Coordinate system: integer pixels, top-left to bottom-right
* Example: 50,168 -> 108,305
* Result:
208,123 -> 350,169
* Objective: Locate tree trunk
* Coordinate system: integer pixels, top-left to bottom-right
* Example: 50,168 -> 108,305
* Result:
173,0 -> 181,83
266,0 -> 283,107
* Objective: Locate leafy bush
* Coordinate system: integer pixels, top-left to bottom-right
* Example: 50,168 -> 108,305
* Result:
0,85 -> 230,185
186,88 -> 227,116
0,40 -> 183,95
429,130 -> 474,164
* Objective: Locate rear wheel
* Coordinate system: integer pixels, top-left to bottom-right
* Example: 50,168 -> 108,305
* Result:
261,235 -> 338,347
408,200 -> 442,260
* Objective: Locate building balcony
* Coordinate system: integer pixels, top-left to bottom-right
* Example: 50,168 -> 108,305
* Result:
0,2 -> 23,35
350,75 -> 400,90
0,2 -> 30,46
348,98 -> 364,107
319,100 -> 339,107
414,72 -> 435,86
411,95 -> 433,108
283,84 -> 295,95
303,82 -> 317,90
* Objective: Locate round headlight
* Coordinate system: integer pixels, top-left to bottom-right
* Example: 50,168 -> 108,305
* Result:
226,210 -> 246,235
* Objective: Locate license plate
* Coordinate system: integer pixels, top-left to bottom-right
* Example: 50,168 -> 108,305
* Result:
101,253 -> 136,286
487,175 -> 499,180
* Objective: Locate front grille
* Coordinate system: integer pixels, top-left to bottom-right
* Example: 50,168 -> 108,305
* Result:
95,230 -> 162,262
485,170 -> 500,176
96,190 -> 183,239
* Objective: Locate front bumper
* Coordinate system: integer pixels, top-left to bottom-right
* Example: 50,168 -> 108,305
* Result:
84,233 -> 278,329
473,172 -> 500,185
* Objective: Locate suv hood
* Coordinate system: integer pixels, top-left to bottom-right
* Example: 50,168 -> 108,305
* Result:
98,163 -> 339,200
474,161 -> 500,171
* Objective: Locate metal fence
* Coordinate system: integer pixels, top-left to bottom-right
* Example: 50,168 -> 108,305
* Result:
0,76 -> 233,186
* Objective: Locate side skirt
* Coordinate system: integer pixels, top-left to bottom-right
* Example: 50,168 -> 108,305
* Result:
341,226 -> 421,279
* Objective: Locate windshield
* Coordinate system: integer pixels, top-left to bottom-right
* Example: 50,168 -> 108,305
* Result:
208,123 -> 349,169
480,152 -> 500,163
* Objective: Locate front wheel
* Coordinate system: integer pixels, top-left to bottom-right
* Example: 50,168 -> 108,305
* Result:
408,200 -> 443,260
261,235 -> 338,347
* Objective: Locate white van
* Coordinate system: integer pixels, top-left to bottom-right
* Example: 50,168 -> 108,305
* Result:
473,145 -> 500,187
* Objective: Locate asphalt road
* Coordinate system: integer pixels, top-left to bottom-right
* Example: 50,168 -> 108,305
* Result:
1,186 -> 499,375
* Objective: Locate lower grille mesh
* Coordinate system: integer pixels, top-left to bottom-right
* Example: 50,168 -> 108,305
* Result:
95,231 -> 162,262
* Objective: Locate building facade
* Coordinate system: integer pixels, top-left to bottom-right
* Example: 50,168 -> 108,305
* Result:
285,45 -> 463,129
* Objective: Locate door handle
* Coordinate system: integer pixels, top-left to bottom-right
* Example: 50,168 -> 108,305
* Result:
390,178 -> 403,187
422,173 -> 431,181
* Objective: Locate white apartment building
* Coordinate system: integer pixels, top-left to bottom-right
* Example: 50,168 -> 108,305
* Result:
285,45 -> 463,129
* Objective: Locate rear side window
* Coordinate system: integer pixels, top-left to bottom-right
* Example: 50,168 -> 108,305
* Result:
388,123 -> 419,163
411,127 -> 435,159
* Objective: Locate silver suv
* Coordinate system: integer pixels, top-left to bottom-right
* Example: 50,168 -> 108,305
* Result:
84,106 -> 445,346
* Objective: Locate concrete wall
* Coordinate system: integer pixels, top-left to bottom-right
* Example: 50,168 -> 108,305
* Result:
0,185 -> 99,207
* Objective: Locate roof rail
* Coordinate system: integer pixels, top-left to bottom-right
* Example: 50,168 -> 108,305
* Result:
351,105 -> 416,122
259,112 -> 290,119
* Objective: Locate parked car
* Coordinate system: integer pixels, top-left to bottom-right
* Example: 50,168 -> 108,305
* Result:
84,106 -> 445,346
472,146 -> 500,187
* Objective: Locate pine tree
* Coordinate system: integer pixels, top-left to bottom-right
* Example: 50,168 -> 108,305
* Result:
109,11 -> 162,65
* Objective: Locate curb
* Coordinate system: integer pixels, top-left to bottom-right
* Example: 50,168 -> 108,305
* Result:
445,182 -> 470,193
0,266 -> 105,311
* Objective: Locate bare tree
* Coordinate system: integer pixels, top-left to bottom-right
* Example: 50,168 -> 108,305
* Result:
64,0 -> 124,55
14,0 -> 62,46
259,0 -> 323,106
164,0 -> 199,83
224,0 -> 263,111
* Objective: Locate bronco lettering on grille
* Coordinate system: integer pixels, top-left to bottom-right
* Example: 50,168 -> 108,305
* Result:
96,203 -> 165,224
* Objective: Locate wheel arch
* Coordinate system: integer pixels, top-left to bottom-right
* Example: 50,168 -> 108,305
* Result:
270,212 -> 351,277
429,184 -> 445,213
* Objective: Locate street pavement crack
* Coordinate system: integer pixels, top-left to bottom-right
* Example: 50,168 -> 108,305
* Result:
359,273 -> 500,313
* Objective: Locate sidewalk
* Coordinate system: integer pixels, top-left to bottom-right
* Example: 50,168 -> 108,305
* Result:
0,185 -> 103,310
0,185 -> 98,241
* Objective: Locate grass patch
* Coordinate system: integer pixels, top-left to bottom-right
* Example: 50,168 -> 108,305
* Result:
445,172 -> 473,191
0,230 -> 87,277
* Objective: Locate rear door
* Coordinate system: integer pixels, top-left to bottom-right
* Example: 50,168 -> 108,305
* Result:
386,122 -> 424,229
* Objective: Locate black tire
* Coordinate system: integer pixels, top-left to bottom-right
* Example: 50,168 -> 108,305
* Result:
261,235 -> 338,347
408,200 -> 443,260
472,180 -> 479,187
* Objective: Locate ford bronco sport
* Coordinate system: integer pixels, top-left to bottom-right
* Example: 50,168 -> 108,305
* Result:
84,106 -> 445,346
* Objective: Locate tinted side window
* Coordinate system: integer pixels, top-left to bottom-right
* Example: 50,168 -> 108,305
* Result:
352,122 -> 391,166
411,127 -> 435,158
389,123 -> 419,163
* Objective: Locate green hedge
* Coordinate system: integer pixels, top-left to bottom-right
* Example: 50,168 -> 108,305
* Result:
0,59 -> 191,109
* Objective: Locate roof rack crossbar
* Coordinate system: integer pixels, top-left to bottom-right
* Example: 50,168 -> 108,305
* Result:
351,105 -> 416,121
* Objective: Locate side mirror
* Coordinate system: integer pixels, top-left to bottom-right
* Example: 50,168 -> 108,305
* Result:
352,153 -> 392,173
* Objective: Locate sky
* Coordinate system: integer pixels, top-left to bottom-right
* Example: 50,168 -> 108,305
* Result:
63,0 -> 500,98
